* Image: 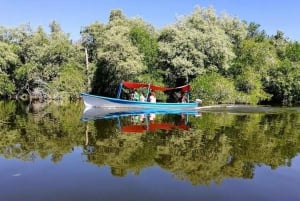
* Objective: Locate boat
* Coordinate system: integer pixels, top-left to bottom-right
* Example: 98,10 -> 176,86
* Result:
80,81 -> 201,109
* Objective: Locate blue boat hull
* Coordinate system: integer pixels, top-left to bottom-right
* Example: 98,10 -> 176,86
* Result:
80,93 -> 199,109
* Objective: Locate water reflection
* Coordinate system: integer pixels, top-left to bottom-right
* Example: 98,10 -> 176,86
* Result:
81,107 -> 199,135
1,100 -> 300,187
81,107 -> 201,121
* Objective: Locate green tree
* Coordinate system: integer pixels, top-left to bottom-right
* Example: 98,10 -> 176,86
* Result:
246,22 -> 267,42
219,13 -> 248,50
230,39 -> 276,103
285,42 -> 300,62
50,62 -> 86,100
265,60 -> 300,104
82,10 -> 148,96
80,22 -> 106,63
270,30 -> 288,60
190,72 -> 237,104
129,23 -> 159,72
0,41 -> 19,74
13,22 -> 85,100
158,6 -> 235,86
0,72 -> 15,97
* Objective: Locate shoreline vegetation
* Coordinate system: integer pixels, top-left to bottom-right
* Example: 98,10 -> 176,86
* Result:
0,6 -> 299,106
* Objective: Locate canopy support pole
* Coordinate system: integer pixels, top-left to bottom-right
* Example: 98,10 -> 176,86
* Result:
146,84 -> 151,100
116,82 -> 123,99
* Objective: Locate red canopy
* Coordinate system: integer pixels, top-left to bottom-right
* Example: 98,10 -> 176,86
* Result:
122,81 -> 191,92
121,123 -> 189,133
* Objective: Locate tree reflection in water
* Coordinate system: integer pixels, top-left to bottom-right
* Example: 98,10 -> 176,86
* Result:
0,100 -> 300,185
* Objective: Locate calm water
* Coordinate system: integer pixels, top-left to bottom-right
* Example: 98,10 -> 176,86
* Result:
0,100 -> 300,201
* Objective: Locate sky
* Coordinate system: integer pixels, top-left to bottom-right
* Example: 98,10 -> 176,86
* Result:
0,0 -> 299,41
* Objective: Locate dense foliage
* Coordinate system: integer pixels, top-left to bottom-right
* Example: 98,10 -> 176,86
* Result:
0,22 -> 86,101
1,6 -> 299,105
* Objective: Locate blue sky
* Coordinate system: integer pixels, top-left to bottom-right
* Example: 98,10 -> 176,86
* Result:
0,0 -> 299,41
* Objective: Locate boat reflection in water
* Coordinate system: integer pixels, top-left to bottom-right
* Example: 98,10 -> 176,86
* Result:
81,107 -> 201,133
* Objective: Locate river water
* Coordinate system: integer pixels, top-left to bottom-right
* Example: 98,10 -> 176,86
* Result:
0,101 -> 299,201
